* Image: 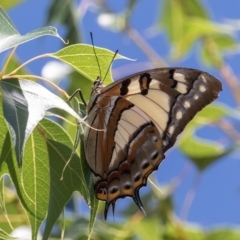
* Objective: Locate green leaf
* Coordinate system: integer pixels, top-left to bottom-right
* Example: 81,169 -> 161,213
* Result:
0,97 -> 10,169
0,228 -> 13,240
1,0 -> 22,10
0,173 -> 24,234
179,0 -> 208,19
160,0 -> 185,43
207,228 -> 240,240
185,103 -> 229,129
131,218 -> 161,240
64,218 -> 90,239
1,129 -> 49,240
160,0 -> 208,44
40,119 -> 92,240
180,135 -> 232,171
173,18 -> 230,59
212,35 -> 237,50
51,44 -> 132,85
1,79 -> 28,166
185,18 -> 229,36
0,5 -> 18,37
4,56 -> 27,75
160,0 -> 236,60
0,177 -> 5,216
179,104 -> 231,170
0,6 -> 62,53
80,137 -> 98,239
165,222 -> 205,240
0,107 -> 93,239
46,0 -> 81,44
201,43 -> 223,68
0,79 -> 81,166
201,35 -> 236,67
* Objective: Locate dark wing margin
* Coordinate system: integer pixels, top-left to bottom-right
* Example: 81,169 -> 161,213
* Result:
149,68 -> 222,152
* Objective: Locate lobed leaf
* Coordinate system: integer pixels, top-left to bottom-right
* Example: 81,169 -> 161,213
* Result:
0,79 -> 81,166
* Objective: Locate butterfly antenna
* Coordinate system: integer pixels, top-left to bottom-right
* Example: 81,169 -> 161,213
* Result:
102,49 -> 118,83
90,32 -> 102,80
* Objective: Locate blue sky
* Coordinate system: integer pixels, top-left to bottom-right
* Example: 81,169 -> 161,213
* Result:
5,0 -> 240,228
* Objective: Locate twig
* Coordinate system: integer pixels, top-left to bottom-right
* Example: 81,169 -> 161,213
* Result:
180,173 -> 201,221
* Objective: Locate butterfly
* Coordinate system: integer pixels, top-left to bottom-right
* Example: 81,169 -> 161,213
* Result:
83,68 -> 222,219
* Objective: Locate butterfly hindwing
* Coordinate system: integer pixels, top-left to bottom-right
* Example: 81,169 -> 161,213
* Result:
84,94 -> 164,215
84,67 -> 222,218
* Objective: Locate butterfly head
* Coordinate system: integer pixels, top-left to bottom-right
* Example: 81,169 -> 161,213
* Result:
92,77 -> 105,94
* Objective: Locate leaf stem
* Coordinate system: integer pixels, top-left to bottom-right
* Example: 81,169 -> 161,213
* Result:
180,173 -> 201,221
7,53 -> 52,76
0,46 -> 18,77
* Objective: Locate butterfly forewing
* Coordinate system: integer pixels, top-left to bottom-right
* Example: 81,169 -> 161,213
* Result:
84,68 -> 222,218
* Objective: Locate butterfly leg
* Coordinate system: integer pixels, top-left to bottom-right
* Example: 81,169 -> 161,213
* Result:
67,89 -> 87,106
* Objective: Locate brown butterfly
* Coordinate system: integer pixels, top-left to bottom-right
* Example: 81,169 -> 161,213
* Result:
83,68 -> 222,219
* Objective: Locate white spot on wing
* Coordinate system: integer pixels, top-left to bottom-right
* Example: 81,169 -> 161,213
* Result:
176,111 -> 182,119
184,100 -> 191,108
163,140 -> 168,146
194,94 -> 199,100
199,85 -> 206,92
174,73 -> 187,83
201,75 -> 207,83
175,82 -> 188,94
168,125 -> 175,134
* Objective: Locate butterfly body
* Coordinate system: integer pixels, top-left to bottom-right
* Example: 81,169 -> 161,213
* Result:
84,68 -> 222,218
